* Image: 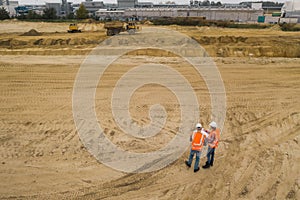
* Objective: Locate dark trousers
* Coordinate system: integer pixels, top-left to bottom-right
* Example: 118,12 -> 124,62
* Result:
188,150 -> 201,170
207,146 -> 215,165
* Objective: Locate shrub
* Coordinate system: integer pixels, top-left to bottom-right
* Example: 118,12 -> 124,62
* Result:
280,23 -> 300,31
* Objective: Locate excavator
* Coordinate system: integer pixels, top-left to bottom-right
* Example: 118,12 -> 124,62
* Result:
67,23 -> 81,33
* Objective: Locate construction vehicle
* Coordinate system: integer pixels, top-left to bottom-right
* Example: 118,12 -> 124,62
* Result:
68,23 -> 81,33
104,21 -> 140,36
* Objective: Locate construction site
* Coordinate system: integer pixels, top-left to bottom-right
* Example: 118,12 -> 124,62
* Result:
0,18 -> 299,200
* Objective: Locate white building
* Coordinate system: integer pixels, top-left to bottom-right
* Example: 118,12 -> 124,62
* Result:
124,7 -> 263,22
0,0 -> 9,6
0,0 -> 18,16
125,8 -> 177,18
281,0 -> 300,18
7,0 -> 18,16
96,9 -> 124,19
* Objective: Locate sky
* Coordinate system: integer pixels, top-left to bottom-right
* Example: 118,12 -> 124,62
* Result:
17,0 -> 286,5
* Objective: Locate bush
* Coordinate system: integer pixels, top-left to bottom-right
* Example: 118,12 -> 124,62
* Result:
0,7 -> 10,20
42,8 -> 57,19
151,17 -> 268,29
152,17 -> 207,26
27,10 -> 42,20
280,23 -> 300,31
226,23 -> 268,29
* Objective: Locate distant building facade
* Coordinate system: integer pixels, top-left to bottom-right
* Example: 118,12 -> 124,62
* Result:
46,2 -> 61,16
82,0 -> 104,14
117,0 -> 137,8
281,0 -> 300,18
61,0 -> 72,16
0,0 -> 19,16
124,7 -> 263,22
96,9 -> 124,20
0,0 -> 9,6
281,0 -> 300,23
96,6 -> 263,23
7,0 -> 18,16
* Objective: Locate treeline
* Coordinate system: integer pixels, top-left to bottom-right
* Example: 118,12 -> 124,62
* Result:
240,1 -> 284,7
0,4 -> 89,21
191,1 -> 222,6
151,17 -> 300,31
151,17 -> 269,29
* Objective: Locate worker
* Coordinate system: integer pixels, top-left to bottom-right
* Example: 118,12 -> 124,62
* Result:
185,123 -> 209,173
202,121 -> 220,169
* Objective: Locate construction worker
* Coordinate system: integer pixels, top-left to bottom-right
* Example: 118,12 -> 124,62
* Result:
185,123 -> 209,172
202,121 -> 220,169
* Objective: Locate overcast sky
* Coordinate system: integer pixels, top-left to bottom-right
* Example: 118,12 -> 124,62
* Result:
18,0 -> 286,5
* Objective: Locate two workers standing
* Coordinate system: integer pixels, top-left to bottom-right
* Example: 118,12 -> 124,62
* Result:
185,121 -> 220,173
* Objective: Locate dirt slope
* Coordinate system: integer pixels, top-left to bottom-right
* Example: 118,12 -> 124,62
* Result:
0,21 -> 299,57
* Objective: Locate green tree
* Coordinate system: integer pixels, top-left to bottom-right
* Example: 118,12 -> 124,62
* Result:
67,12 -> 75,19
76,4 -> 88,20
0,7 -> 10,20
42,7 -> 57,19
27,10 -> 42,19
202,0 -> 210,6
216,1 -> 222,6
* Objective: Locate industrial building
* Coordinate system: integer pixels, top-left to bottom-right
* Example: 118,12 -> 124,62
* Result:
82,0 -> 104,14
61,0 -> 72,16
96,3 -> 264,23
124,7 -> 263,22
280,0 -> 300,23
0,0 -> 9,6
281,0 -> 300,18
45,0 -> 72,17
45,2 -> 61,16
117,0 -> 138,9
96,9 -> 124,20
0,0 -> 18,16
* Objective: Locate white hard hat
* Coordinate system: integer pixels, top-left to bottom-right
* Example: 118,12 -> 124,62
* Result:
209,121 -> 217,128
196,123 -> 202,128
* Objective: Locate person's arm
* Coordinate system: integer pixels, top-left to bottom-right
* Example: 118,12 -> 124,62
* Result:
201,129 -> 209,137
190,131 -> 194,142
209,132 -> 218,148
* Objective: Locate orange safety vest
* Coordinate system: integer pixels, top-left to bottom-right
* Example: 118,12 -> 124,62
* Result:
191,131 -> 206,151
210,128 -> 221,148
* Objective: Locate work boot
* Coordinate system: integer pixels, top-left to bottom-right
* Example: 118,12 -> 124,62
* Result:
185,161 -> 191,168
210,162 -> 213,167
194,168 -> 200,173
202,161 -> 210,169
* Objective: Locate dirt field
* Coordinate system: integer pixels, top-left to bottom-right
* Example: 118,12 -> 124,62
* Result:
0,21 -> 299,199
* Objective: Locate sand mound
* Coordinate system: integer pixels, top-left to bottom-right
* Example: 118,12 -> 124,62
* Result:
21,29 -> 42,36
144,20 -> 153,25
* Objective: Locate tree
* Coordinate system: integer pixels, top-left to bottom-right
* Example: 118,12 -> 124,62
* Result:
42,7 -> 57,19
67,12 -> 75,19
27,10 -> 42,19
216,1 -> 222,6
202,0 -> 210,6
0,7 -> 10,20
165,1 -> 176,4
76,4 -> 88,20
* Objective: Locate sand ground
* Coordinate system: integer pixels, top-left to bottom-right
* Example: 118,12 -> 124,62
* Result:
0,21 -> 299,199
